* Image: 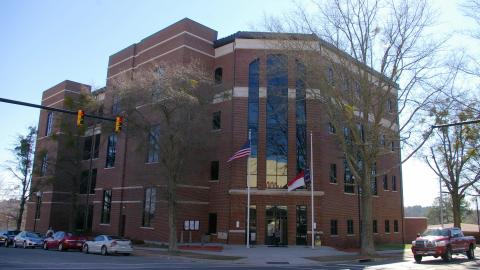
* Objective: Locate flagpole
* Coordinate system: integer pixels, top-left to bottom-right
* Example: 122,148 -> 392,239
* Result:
246,129 -> 251,249
310,130 -> 315,249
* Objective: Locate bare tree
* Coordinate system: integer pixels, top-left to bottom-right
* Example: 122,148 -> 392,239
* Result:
4,126 -> 37,230
425,98 -> 480,228
264,0 -> 445,255
113,61 -> 215,251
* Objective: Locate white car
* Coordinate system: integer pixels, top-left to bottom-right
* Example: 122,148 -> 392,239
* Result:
82,235 -> 132,256
13,231 -> 43,248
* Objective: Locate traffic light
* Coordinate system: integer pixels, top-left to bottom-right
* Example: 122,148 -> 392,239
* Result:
76,110 -> 85,127
115,116 -> 123,133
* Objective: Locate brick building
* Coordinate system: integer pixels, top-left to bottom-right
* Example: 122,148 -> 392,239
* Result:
26,18 -> 405,247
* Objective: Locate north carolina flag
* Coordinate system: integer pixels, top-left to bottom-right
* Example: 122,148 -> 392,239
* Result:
287,170 -> 308,191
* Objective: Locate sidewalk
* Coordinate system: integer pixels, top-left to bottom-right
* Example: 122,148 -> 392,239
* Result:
134,244 -> 408,266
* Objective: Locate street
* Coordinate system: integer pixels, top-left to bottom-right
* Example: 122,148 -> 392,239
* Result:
0,246 -> 478,270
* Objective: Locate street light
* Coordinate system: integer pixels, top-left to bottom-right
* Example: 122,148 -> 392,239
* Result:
33,191 -> 42,233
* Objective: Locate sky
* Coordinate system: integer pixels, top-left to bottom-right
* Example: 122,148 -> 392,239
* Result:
0,0 -> 476,207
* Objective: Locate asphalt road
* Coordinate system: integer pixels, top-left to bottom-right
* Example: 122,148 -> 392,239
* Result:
0,246 -> 478,270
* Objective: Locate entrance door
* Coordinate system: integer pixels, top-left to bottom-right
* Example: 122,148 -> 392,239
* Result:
296,205 -> 307,245
265,205 -> 287,246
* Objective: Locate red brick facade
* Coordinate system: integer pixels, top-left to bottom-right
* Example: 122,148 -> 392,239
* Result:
26,18 -> 405,248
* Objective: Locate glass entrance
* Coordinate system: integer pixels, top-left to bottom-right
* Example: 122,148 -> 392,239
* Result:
296,205 -> 307,245
265,205 -> 288,246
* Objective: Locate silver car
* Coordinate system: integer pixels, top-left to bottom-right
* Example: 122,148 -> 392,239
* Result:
13,231 -> 43,248
82,235 -> 132,256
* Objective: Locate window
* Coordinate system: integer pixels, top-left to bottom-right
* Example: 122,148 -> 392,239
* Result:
390,141 -> 395,151
112,95 -> 121,114
296,61 -> 307,174
387,98 -> 394,113
385,220 -> 390,233
344,159 -> 355,193
394,220 -> 399,233
212,111 -> 221,130
105,134 -> 117,168
327,67 -> 334,85
371,163 -> 377,195
330,220 -> 338,235
147,125 -> 160,163
343,126 -> 350,141
90,169 -> 97,194
247,59 -> 259,188
80,169 -> 97,194
80,170 -> 89,194
142,187 -> 156,227
210,161 -> 219,180
392,176 -> 397,191
380,134 -> 386,147
266,54 -> 288,189
208,213 -> 217,234
328,122 -> 336,134
214,68 -> 223,84
101,189 -> 112,224
347,219 -> 354,235
354,81 -> 361,96
329,164 -> 337,183
45,112 -> 54,136
40,154 -> 48,176
357,123 -> 365,142
83,134 -> 101,160
373,220 -> 378,233
383,174 -> 388,190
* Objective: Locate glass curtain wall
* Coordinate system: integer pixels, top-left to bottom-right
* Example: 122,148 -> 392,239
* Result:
266,54 -> 288,189
296,61 -> 307,174
247,59 -> 260,188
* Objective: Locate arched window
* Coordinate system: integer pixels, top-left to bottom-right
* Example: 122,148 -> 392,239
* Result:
214,67 -> 223,84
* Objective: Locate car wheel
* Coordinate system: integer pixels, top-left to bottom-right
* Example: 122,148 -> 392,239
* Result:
58,243 -> 64,252
23,241 -> 27,249
101,246 -> 108,256
13,241 -> 16,248
82,244 -> 89,254
43,242 -> 48,250
467,244 -> 475,260
123,253 -> 130,256
442,246 -> 452,262
414,255 -> 422,263
4,241 -> 8,248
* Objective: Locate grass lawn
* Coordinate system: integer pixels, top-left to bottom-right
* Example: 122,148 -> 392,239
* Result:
376,243 -> 412,251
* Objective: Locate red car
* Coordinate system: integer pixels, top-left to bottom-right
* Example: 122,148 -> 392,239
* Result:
412,227 -> 476,263
43,231 -> 87,251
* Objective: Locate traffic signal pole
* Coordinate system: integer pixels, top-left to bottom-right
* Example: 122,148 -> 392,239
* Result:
0,97 -> 116,123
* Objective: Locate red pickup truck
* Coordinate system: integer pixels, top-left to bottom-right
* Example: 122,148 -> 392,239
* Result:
411,227 -> 476,263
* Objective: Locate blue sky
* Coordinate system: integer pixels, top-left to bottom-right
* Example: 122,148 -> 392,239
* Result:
0,0 -> 476,207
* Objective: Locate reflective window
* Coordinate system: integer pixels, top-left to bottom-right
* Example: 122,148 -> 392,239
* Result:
392,175 -> 397,191
347,219 -> 354,234
247,59 -> 259,188
266,55 -> 288,189
385,220 -> 390,233
142,187 -> 156,227
105,134 -> 117,168
147,125 -> 160,163
40,153 -> 48,176
383,174 -> 388,190
344,159 -> 355,193
296,61 -> 307,174
212,111 -> 221,130
330,220 -> 338,235
214,68 -> 223,84
45,112 -> 54,136
101,190 -> 112,224
330,164 -> 337,183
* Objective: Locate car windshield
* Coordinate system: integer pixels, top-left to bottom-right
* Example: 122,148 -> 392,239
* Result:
26,232 -> 40,238
421,229 -> 449,237
7,231 -> 20,236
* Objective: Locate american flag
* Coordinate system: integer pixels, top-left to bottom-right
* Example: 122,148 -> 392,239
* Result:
227,141 -> 251,162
